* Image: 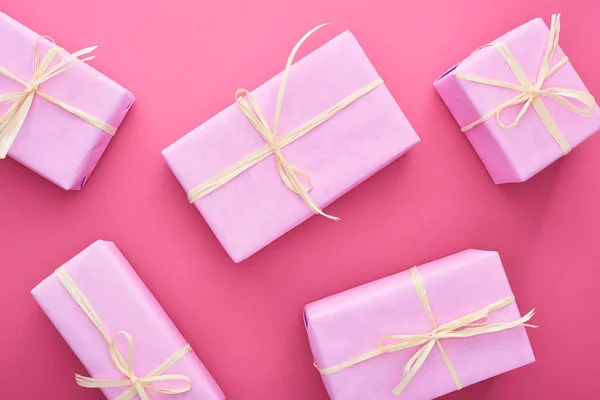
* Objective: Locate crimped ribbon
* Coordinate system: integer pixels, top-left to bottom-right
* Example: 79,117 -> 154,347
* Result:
0,36 -> 116,159
457,14 -> 596,155
314,267 -> 536,396
55,266 -> 192,399
186,24 -> 384,220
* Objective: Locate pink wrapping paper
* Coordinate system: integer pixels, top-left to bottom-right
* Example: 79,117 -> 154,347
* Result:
434,17 -> 600,184
31,241 -> 225,400
0,12 -> 134,190
304,250 -> 535,400
162,30 -> 420,263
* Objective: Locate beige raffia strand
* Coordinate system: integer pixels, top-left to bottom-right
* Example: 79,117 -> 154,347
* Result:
55,266 -> 193,400
314,267 -> 536,396
187,24 -> 384,220
457,14 -> 596,155
0,36 -> 116,159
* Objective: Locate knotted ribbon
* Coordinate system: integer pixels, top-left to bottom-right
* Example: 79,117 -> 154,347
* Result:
0,36 -> 116,158
457,13 -> 596,155
186,25 -> 384,220
314,267 -> 536,396
55,266 -> 193,399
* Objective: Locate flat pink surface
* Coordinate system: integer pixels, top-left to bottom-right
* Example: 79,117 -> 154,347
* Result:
0,1 -> 599,400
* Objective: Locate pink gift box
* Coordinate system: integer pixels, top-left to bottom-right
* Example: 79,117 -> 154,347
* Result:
162,30 -> 420,263
304,250 -> 535,400
434,16 -> 600,184
31,240 -> 225,400
0,12 -> 134,190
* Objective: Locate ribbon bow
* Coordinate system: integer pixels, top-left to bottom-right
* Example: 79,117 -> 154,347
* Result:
457,14 -> 596,155
0,36 -> 116,158
55,266 -> 193,399
186,25 -> 384,220
315,267 -> 536,396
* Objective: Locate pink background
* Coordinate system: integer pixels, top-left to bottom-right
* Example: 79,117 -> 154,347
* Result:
0,0 -> 598,399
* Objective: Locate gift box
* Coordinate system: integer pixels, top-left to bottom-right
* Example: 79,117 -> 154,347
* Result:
0,12 -> 134,190
434,14 -> 600,184
31,240 -> 225,400
162,27 -> 420,263
304,249 -> 535,400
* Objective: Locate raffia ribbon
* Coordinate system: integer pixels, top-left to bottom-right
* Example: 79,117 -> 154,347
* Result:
457,14 -> 596,155
186,24 -> 384,220
55,266 -> 193,399
314,267 -> 536,396
0,36 -> 116,159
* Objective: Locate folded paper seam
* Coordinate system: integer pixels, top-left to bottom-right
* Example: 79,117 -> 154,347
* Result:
186,24 -> 385,221
456,14 -> 597,156
55,266 -> 193,400
0,36 -> 117,159
313,266 -> 536,396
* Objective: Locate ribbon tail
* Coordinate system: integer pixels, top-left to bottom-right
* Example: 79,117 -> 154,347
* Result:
272,24 -> 330,136
298,187 -> 339,221
35,43 -> 97,84
0,92 -> 29,103
0,106 -> 20,159
277,154 -> 339,220
75,374 -> 133,389
276,157 -> 313,194
276,159 -> 298,193
141,374 -> 193,395
537,14 -> 561,83
0,93 -> 35,158
297,186 -> 339,221
545,57 -> 569,80
392,340 -> 436,396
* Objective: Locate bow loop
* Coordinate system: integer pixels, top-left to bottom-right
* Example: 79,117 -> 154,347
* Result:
457,14 -> 597,156
494,92 -> 535,130
493,84 -> 597,131
55,267 -> 193,400
109,331 -> 138,380
73,330 -> 193,400
230,26 -> 343,221
0,36 -> 116,159
314,267 -> 535,396
235,89 -> 276,144
187,25 -> 384,221
236,88 -> 316,196
541,87 -> 597,116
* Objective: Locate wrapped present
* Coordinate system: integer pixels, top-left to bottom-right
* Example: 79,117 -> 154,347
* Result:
304,250 -> 535,399
31,241 -> 224,400
0,12 -> 134,190
162,26 -> 420,263
434,14 -> 600,184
